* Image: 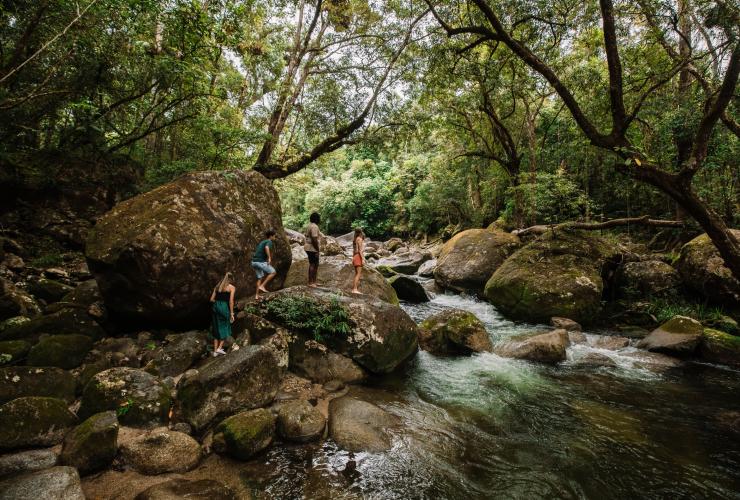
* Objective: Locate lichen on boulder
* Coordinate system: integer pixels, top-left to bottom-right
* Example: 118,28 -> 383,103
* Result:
60,411 -> 119,475
418,309 -> 492,355
698,328 -> 740,368
637,315 -> 703,357
212,408 -> 275,460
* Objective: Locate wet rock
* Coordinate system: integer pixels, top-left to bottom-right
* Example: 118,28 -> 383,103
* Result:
416,258 -> 437,278
85,170 -> 291,328
699,328 -> 740,368
615,260 -> 680,298
493,329 -> 570,364
176,345 -> 280,432
376,251 -> 432,275
0,279 -> 41,321
676,230 -> 740,306
387,274 -> 429,303
418,309 -> 492,355
637,316 -> 703,356
0,449 -> 58,478
144,331 -> 207,377
261,287 -> 418,374
212,408 -> 274,460
134,479 -> 237,500
27,334 -> 93,369
0,307 -> 105,343
0,366 -> 77,404
28,278 -> 74,303
622,351 -> 683,372
289,339 -> 367,384
589,335 -> 630,350
550,317 -> 582,332
0,397 -> 78,450
574,352 -> 617,368
434,229 -> 521,293
0,339 -> 30,365
276,399 -> 326,442
60,411 -> 118,475
284,255 -> 398,304
704,315 -> 739,336
484,231 -> 614,324
328,397 -> 397,453
78,367 -> 171,427
0,466 -> 84,500
568,331 -> 588,344
121,428 -> 201,474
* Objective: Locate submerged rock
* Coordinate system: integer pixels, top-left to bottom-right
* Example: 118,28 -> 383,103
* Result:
261,287 -> 418,374
484,231 -> 614,324
0,397 -> 78,450
85,170 -> 291,328
699,328 -> 740,368
0,449 -> 58,478
175,345 -> 280,432
60,411 -> 118,475
434,229 -> 520,293
493,329 -> 570,364
574,352 -> 617,368
27,334 -> 93,369
0,466 -> 85,500
0,366 -> 77,404
418,309 -> 492,355
212,408 -> 274,460
328,396 -> 397,453
134,479 -> 237,500
588,335 -> 630,350
78,367 -> 171,427
387,274 -> 429,303
120,429 -> 202,474
637,316 -> 703,356
676,230 -> 740,306
276,399 -> 326,442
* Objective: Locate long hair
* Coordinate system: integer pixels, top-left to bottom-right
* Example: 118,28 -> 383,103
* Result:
353,227 -> 365,253
215,271 -> 233,293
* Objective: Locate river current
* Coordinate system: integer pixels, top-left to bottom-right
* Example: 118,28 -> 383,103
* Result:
239,293 -> 740,499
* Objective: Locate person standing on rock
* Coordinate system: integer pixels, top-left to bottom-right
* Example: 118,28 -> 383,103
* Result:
210,272 -> 235,357
304,212 -> 321,287
352,227 -> 366,294
252,229 -> 278,299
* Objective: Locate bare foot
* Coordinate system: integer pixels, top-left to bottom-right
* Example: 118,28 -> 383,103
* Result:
258,286 -> 268,293
308,283 -> 318,288
351,290 -> 363,295
254,293 -> 260,300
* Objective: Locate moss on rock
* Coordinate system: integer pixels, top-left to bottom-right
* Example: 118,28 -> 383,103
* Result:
60,411 -> 118,475
699,328 -> 740,368
27,334 -> 93,369
213,408 -> 274,460
0,397 -> 78,450
419,309 -> 492,354
0,340 -> 31,365
0,366 -> 77,404
676,230 -> 740,306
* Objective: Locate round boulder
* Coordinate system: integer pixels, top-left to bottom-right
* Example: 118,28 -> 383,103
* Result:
276,400 -> 326,442
60,411 -> 119,475
28,278 -> 74,303
434,229 -> 521,293
418,309 -> 492,355
0,340 -> 31,365
493,329 -> 570,364
120,429 -> 202,474
676,230 -> 740,306
85,170 -> 291,328
0,397 -> 78,450
328,397 -> 397,453
289,339 -> 367,384
0,449 -> 58,478
212,408 -> 275,460
78,367 -> 171,427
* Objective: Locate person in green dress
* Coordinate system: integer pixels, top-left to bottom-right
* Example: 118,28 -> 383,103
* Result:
209,271 -> 235,357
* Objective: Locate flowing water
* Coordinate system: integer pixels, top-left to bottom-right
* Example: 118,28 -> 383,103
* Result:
240,293 -> 740,499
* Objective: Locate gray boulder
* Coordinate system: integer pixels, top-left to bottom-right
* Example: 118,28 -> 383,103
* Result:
27,334 -> 93,369
493,329 -> 570,364
416,258 -> 437,278
328,397 -> 398,453
676,230 -> 740,305
175,345 -> 280,432
276,400 -> 326,442
574,352 -> 617,368
637,316 -> 703,356
60,411 -> 118,475
615,260 -> 680,298
550,317 -> 582,332
289,339 -> 367,384
376,251 -> 432,275
85,170 -> 291,328
0,466 -> 84,500
588,335 -> 630,350
0,397 -> 78,450
120,429 -> 202,474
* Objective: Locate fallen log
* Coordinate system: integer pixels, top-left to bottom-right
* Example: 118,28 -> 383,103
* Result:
512,215 -> 686,237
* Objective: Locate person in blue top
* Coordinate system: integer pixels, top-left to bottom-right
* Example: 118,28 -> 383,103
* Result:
251,229 -> 277,299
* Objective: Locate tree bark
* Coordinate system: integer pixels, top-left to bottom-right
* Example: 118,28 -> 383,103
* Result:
513,215 -> 685,236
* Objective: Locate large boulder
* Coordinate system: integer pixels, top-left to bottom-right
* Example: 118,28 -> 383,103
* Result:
212,408 -> 274,460
676,230 -> 740,306
484,231 -> 614,324
285,255 -> 398,304
387,275 -> 429,303
0,366 -> 77,404
0,466 -> 85,500
260,287 -> 418,374
434,229 -> 521,293
418,309 -> 492,355
78,367 -> 171,427
328,396 -> 397,452
0,397 -> 78,450
135,479 -> 237,500
27,334 -> 93,369
120,429 -> 202,474
144,331 -> 207,377
175,345 -> 280,432
615,260 -> 681,298
699,328 -> 740,368
0,449 -> 58,478
376,251 -> 432,275
60,411 -> 119,475
637,316 -> 703,356
276,400 -> 326,443
289,339 -> 367,384
416,258 -> 437,278
85,170 -> 291,328
0,307 -> 104,343
493,329 -> 570,364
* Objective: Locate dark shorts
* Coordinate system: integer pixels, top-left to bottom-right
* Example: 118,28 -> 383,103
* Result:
306,251 -> 319,265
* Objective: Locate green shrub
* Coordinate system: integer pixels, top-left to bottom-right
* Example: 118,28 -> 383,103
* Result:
260,294 -> 352,342
646,297 -> 725,325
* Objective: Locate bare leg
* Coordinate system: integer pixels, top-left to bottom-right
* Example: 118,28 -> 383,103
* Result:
352,266 -> 362,294
308,263 -> 318,286
260,272 -> 276,292
255,277 -> 262,299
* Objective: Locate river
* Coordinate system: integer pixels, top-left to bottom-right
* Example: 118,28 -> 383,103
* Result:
238,293 -> 740,499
